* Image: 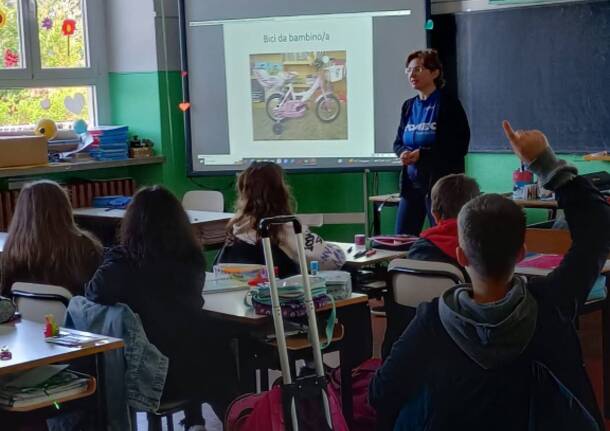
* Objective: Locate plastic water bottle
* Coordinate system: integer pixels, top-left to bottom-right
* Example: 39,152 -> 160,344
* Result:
310,260 -> 319,275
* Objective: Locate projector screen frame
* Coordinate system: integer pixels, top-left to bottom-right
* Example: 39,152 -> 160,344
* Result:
177,0 -> 424,177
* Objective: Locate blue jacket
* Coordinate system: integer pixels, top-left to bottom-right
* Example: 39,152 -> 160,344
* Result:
65,296 -> 169,431
393,90 -> 470,194
370,175 -> 610,430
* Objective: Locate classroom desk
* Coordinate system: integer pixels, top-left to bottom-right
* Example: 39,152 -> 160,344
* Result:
369,194 -> 400,236
332,241 -> 407,268
368,193 -> 559,235
202,289 -> 371,425
73,207 -> 233,247
0,319 -> 124,429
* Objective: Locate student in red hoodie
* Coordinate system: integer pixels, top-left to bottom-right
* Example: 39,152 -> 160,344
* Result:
407,173 -> 480,280
382,173 -> 480,358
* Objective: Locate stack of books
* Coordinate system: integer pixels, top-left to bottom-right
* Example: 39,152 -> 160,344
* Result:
89,125 -> 129,161
0,365 -> 92,409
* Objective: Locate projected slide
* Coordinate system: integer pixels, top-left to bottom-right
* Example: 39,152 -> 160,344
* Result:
224,16 -> 373,159
251,51 -> 347,141
181,0 -> 427,174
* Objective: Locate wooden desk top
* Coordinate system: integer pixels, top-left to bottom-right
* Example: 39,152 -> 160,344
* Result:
511,198 -> 558,209
0,320 -> 124,377
202,290 -> 368,325
73,208 -> 233,225
333,242 -> 407,267
369,193 -> 558,210
0,232 -> 7,254
369,194 -> 400,204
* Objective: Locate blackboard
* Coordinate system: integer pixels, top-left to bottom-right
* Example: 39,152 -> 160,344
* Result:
435,1 -> 610,153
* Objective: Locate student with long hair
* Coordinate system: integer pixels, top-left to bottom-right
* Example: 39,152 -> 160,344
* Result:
219,161 -> 345,275
0,180 -> 103,296
85,186 -> 236,431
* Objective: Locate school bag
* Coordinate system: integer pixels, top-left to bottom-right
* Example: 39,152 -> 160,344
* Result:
225,215 -> 349,431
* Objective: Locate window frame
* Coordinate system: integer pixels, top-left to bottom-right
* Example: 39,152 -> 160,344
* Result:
0,0 -> 110,125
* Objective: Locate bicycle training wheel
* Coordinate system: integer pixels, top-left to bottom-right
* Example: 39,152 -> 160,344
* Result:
266,93 -> 284,121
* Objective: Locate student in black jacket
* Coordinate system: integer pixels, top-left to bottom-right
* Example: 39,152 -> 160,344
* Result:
371,121 -> 610,430
394,49 -> 470,235
86,186 -> 237,431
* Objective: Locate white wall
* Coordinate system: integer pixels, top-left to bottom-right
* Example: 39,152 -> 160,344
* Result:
105,0 -> 158,73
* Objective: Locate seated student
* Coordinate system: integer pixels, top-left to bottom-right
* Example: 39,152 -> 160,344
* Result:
0,180 -> 103,297
382,174 -> 480,359
85,186 -> 237,431
370,122 -> 610,431
407,173 -> 480,279
218,161 -> 345,276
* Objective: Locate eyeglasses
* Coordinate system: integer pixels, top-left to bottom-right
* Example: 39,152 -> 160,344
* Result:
405,66 -> 426,74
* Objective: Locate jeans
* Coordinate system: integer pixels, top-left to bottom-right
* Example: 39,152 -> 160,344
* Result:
395,188 -> 434,235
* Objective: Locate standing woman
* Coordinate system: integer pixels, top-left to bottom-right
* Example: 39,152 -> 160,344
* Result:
394,49 -> 470,235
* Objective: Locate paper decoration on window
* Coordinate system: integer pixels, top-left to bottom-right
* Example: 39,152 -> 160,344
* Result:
178,102 -> 191,112
3,49 -> 18,68
64,93 -> 85,115
40,99 -> 51,110
61,19 -> 76,36
62,19 -> 76,56
41,17 -> 53,30
0,9 -> 7,29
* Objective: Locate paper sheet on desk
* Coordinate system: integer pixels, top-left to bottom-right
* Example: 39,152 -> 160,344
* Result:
60,133 -> 95,158
1,364 -> 69,388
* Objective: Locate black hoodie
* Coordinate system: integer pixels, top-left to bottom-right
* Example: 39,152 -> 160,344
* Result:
370,149 -> 610,430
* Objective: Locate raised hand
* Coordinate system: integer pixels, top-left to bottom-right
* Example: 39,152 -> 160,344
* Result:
502,120 -> 549,164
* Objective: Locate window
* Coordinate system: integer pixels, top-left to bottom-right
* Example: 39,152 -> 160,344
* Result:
0,0 -> 108,131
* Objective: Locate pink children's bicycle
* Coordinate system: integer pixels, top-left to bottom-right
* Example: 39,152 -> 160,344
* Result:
254,56 -> 342,135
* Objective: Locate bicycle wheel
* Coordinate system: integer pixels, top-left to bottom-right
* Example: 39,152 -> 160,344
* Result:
316,94 -> 341,122
266,93 -> 284,121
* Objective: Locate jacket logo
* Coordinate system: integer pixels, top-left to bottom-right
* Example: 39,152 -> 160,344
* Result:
406,122 -> 437,132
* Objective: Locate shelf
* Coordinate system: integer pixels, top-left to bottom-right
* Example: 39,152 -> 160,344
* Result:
0,156 -> 165,179
0,377 -> 96,412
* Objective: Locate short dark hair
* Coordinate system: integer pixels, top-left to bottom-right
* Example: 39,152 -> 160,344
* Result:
406,49 -> 445,88
431,174 -> 480,220
120,185 -> 204,266
458,194 -> 526,279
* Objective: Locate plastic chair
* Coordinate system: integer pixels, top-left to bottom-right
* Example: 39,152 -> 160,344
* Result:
381,259 -> 465,359
11,282 -> 73,324
388,258 -> 465,307
131,399 -> 194,431
182,190 -> 224,212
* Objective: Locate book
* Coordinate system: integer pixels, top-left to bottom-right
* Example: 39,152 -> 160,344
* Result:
203,272 -> 250,294
0,369 -> 91,408
517,254 -> 563,270
45,331 -> 107,347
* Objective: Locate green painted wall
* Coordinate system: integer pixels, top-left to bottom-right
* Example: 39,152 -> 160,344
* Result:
108,71 -> 609,241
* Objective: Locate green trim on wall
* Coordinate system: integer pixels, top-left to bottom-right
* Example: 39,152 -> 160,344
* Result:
108,71 -> 609,241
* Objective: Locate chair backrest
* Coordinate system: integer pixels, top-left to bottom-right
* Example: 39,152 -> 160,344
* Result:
388,258 -> 465,307
11,282 -> 73,324
182,190 -> 224,212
